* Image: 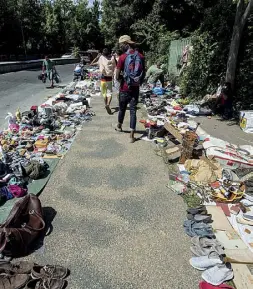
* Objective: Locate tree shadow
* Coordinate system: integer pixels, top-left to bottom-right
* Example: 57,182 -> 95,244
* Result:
217,117 -> 238,126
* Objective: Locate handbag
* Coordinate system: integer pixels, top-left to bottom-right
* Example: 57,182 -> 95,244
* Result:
0,194 -> 45,257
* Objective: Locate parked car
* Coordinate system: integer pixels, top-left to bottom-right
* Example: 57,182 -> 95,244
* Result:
61,53 -> 74,59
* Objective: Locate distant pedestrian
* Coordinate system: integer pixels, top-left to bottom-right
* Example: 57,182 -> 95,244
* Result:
42,55 -> 55,88
115,35 -> 145,143
91,48 -> 116,114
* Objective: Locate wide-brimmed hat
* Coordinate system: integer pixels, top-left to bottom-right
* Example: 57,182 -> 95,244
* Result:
118,35 -> 135,44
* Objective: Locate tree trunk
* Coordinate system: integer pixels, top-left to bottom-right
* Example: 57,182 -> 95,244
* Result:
226,0 -> 253,90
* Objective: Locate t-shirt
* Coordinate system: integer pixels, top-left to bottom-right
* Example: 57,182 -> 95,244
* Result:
98,55 -> 116,79
117,50 -> 145,92
43,59 -> 54,71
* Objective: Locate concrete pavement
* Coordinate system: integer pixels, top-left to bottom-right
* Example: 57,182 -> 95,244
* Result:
0,64 -> 75,128
27,95 -> 200,288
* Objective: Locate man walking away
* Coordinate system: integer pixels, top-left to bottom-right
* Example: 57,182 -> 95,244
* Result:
146,62 -> 164,88
115,35 -> 145,143
42,56 -> 55,88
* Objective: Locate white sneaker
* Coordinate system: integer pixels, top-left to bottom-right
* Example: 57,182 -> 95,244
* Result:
190,251 -> 223,271
202,263 -> 233,286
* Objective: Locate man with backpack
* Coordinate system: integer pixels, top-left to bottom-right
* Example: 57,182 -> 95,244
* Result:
115,35 -> 145,143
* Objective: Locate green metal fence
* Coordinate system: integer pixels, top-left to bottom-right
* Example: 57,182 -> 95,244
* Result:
168,38 -> 191,76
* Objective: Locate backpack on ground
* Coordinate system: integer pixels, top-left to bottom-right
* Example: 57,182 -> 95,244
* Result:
123,50 -> 143,87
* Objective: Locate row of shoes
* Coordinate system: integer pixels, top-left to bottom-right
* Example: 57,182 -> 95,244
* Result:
0,260 -> 69,289
186,206 -> 234,286
184,206 -> 214,238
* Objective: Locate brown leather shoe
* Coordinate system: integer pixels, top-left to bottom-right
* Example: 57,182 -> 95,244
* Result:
26,278 -> 66,289
31,265 -> 68,280
0,273 -> 29,289
0,261 -> 35,275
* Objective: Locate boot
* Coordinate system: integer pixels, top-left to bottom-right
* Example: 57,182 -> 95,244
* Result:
31,265 -> 68,280
0,261 -> 34,275
0,274 -> 29,289
130,130 -> 135,143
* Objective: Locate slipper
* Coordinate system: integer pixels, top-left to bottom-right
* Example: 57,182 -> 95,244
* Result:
201,263 -> 233,286
199,280 -> 235,289
190,251 -> 223,271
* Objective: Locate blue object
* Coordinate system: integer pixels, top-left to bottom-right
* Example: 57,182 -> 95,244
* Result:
123,50 -> 143,86
152,87 -> 165,95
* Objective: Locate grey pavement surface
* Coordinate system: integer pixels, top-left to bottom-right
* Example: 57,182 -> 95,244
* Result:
195,116 -> 253,146
0,63 -> 75,128
25,96 -> 200,288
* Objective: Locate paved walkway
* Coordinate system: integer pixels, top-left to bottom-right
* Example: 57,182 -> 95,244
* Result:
196,116 -> 253,146
29,95 -> 200,288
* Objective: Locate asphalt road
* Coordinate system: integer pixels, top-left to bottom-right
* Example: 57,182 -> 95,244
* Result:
0,64 -> 74,128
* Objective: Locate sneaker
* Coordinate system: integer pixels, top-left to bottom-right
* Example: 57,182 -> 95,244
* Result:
190,251 -> 223,271
0,274 -> 29,289
31,265 -> 68,280
115,124 -> 122,132
202,263 -> 234,286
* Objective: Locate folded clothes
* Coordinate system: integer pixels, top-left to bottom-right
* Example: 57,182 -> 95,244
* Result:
184,220 -> 215,238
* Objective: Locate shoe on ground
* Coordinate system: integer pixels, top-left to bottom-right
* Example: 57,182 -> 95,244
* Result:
201,263 -> 234,286
191,244 -> 224,257
26,278 -> 67,289
31,264 -> 68,280
187,206 -> 207,215
190,251 -> 223,271
0,273 -> 29,289
187,214 -> 212,223
0,261 -> 35,275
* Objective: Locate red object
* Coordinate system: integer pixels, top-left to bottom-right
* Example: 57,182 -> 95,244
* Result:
199,281 -> 234,289
30,106 -> 38,115
216,203 -> 231,217
116,49 -> 144,92
173,106 -> 182,111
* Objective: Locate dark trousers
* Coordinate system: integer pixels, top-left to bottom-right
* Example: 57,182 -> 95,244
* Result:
118,89 -> 139,130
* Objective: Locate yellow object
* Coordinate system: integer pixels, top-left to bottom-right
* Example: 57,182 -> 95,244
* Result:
16,108 -> 21,122
100,80 -> 113,99
35,139 -> 49,148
